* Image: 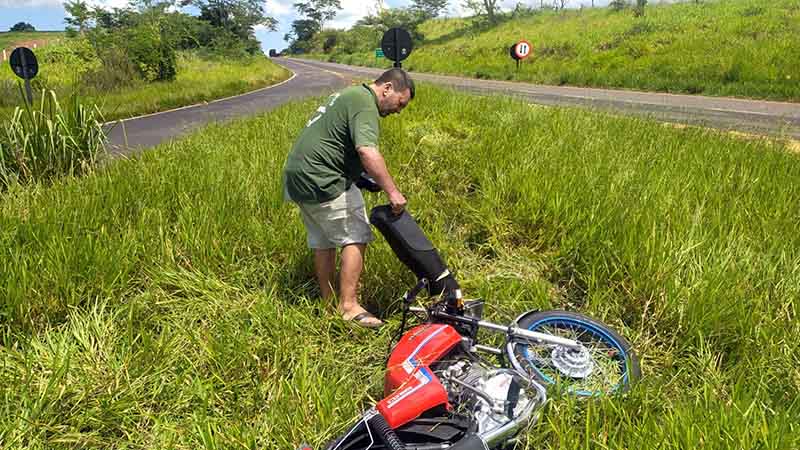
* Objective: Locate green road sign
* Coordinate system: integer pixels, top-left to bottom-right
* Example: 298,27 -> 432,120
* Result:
375,48 -> 384,58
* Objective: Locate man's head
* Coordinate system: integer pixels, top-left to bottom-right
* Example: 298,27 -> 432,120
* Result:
372,69 -> 415,117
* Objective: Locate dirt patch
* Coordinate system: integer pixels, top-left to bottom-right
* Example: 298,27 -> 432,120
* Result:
1,39 -> 57,60
661,121 -> 800,154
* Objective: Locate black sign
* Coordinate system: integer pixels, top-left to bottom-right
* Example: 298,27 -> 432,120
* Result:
381,28 -> 413,64
10,47 -> 38,80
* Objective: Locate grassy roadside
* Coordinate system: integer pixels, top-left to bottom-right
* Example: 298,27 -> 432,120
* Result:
0,51 -> 292,122
1,84 -> 798,448
305,0 -> 800,102
84,53 -> 292,122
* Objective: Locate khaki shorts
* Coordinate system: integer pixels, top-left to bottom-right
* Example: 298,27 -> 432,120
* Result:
296,184 -> 375,249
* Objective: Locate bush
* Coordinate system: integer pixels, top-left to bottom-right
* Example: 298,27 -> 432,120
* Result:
206,28 -> 251,59
122,21 -> 177,82
0,89 -> 106,188
38,37 -> 97,67
79,47 -> 140,92
322,32 -> 338,53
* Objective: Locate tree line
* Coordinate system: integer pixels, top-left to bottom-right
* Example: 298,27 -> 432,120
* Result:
61,0 -> 278,81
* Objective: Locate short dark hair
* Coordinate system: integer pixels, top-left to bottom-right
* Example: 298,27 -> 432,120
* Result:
375,68 -> 415,100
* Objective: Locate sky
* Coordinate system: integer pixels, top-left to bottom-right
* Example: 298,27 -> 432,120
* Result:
0,0 -> 606,53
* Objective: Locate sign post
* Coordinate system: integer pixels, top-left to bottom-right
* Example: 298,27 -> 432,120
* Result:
380,28 -> 413,69
9,47 -> 38,105
509,40 -> 533,72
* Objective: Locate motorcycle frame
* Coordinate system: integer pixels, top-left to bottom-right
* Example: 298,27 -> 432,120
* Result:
399,278 -> 583,353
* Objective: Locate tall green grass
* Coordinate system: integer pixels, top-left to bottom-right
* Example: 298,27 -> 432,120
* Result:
0,89 -> 106,188
309,0 -> 800,101
1,84 -> 798,448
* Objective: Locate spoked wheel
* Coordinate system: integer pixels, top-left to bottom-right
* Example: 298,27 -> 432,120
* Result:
506,310 -> 640,396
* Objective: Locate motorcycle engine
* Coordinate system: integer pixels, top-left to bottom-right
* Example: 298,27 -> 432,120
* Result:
440,360 -> 535,436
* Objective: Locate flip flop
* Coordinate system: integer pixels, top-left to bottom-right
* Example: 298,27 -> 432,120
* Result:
347,311 -> 384,329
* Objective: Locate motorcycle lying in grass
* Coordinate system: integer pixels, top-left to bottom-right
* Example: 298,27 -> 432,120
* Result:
318,177 -> 640,450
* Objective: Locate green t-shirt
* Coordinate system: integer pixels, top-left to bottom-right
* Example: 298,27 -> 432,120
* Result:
283,84 -> 380,203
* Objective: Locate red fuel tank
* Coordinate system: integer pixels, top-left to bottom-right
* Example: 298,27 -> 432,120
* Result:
376,324 -> 463,428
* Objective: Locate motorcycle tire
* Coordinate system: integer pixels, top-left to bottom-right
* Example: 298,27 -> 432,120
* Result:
506,310 -> 640,396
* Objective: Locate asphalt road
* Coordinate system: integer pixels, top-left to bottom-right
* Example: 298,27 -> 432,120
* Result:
105,58 -> 352,155
106,57 -> 800,154
290,58 -> 800,140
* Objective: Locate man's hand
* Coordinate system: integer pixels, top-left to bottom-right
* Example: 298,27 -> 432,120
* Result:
357,146 -> 406,214
387,189 -> 407,215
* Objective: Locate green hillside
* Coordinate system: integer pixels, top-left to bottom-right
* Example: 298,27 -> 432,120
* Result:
305,0 -> 800,101
0,31 -> 64,52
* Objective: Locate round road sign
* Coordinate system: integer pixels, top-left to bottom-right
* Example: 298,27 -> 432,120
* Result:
381,28 -> 413,63
510,40 -> 533,60
10,47 -> 38,80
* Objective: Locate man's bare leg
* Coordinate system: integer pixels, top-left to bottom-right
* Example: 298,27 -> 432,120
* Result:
338,243 -> 382,326
313,248 -> 336,300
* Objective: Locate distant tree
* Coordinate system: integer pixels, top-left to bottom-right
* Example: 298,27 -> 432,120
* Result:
462,0 -> 499,23
410,0 -> 448,19
634,0 -> 647,16
356,7 -> 426,37
609,0 -> 626,10
10,22 -> 36,32
180,0 -> 276,54
189,0 -> 278,32
64,0 -> 93,34
284,18 -> 320,53
293,0 -> 341,29
90,6 -> 138,29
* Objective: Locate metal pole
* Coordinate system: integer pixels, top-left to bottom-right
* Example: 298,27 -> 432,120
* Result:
393,28 -> 400,68
20,50 -> 33,105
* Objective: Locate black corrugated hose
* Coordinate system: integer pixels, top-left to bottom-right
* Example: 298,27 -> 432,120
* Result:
367,413 -> 406,450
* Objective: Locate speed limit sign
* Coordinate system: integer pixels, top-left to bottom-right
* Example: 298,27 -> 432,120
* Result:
511,40 -> 532,60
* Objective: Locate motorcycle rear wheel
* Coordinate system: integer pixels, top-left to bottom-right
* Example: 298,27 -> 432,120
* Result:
506,310 -> 640,396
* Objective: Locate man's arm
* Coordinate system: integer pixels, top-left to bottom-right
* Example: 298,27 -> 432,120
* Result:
357,146 -> 407,214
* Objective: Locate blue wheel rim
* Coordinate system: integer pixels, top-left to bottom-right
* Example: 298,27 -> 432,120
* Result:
521,316 -> 630,396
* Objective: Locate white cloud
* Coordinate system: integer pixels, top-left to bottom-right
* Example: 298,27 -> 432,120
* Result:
263,0 -> 293,17
1,0 -> 133,8
0,0 -> 63,7
326,0 -> 365,29
260,0 -> 379,30
86,0 -> 130,9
